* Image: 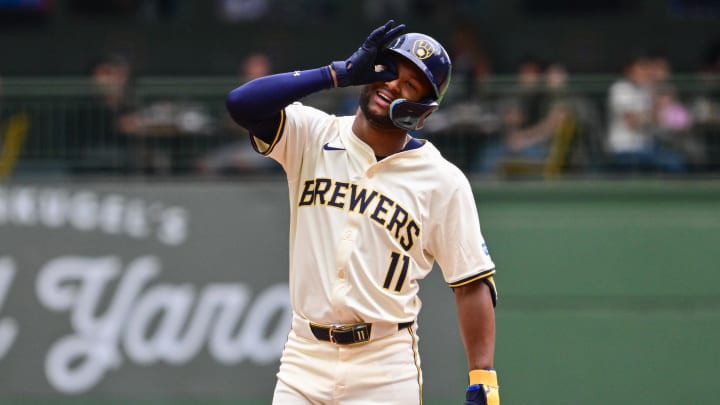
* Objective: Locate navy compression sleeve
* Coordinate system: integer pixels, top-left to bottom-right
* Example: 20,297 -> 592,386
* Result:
225,66 -> 334,144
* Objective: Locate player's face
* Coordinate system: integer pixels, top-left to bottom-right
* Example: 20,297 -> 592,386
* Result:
359,57 -> 434,130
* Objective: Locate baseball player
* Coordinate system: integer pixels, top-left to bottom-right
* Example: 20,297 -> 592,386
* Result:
226,20 -> 499,405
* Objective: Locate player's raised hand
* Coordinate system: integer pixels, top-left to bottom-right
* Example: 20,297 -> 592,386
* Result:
464,369 -> 500,405
331,19 -> 405,87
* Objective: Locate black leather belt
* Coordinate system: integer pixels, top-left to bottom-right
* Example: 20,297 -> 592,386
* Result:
310,321 -> 414,345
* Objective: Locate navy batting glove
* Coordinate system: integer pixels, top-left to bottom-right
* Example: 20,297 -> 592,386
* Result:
331,19 -> 405,87
464,384 -> 490,405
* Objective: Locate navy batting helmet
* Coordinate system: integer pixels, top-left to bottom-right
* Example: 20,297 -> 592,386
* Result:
382,32 -> 452,130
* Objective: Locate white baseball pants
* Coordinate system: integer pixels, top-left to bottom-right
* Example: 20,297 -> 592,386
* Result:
272,317 -> 423,404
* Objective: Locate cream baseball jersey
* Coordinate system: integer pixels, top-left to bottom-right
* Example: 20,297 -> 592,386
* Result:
252,102 -> 495,325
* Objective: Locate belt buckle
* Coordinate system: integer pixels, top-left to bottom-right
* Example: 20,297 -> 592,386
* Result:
329,323 -> 370,344
328,325 -> 340,344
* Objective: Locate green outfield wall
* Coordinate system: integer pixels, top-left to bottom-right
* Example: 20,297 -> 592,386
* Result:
466,180 -> 720,405
1,179 -> 718,405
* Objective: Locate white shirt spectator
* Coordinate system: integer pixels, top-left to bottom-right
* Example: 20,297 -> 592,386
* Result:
607,79 -> 653,153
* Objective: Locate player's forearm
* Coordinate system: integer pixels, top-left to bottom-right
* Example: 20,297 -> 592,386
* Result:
225,66 -> 334,129
454,280 -> 496,370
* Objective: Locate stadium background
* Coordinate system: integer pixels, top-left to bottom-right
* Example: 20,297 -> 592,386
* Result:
1,1 -> 720,404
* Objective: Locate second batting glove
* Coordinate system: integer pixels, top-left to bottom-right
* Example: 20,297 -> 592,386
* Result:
464,369 -> 500,405
331,19 -> 405,87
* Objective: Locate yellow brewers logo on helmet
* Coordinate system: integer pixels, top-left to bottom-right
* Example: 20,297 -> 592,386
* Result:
412,40 -> 435,60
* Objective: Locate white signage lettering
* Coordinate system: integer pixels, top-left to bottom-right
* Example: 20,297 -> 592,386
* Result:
36,255 -> 290,394
0,257 -> 18,361
0,186 -> 189,246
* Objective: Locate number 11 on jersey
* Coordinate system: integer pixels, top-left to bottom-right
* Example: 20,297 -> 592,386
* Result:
383,251 -> 409,292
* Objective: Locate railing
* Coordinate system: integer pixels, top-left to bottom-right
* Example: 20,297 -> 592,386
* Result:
2,75 -> 720,179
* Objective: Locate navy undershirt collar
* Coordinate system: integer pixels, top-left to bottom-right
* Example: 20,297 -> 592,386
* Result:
375,137 -> 422,161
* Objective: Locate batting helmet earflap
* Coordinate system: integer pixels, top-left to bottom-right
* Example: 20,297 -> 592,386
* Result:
382,32 -> 452,130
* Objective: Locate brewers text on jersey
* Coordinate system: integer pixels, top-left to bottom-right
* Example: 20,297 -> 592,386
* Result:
298,177 -> 420,252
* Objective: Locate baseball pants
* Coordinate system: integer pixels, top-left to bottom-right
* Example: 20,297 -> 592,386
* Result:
272,315 -> 423,404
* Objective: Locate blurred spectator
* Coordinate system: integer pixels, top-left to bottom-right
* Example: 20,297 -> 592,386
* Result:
647,53 -> 671,87
240,52 -> 272,80
655,86 -> 692,131
63,52 -> 141,174
1,73 -> 35,179
449,24 -> 493,101
692,38 -> 720,170
649,56 -> 705,169
90,53 -> 141,134
474,57 -> 573,175
605,52 -> 687,173
196,52 -> 279,175
72,52 -> 215,175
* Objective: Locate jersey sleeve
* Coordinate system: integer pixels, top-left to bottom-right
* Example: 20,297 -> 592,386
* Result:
251,103 -> 333,177
427,171 -> 497,300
